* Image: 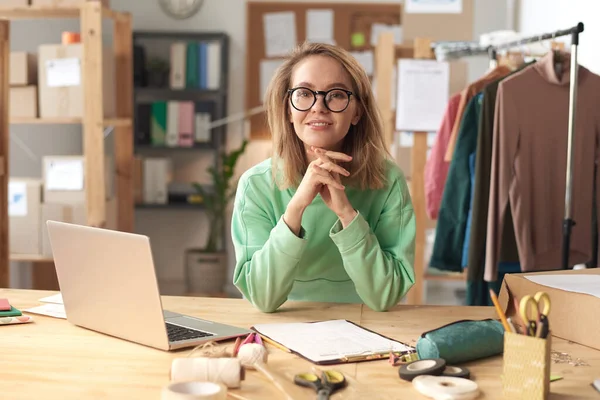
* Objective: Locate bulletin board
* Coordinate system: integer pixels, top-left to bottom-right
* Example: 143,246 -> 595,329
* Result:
246,2 -> 402,140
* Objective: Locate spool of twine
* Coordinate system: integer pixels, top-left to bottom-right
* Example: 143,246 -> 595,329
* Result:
236,343 -> 268,369
170,357 -> 245,389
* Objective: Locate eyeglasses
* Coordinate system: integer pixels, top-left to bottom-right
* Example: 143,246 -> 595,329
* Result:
288,87 -> 354,113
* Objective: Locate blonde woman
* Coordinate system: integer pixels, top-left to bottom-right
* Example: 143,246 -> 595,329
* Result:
231,42 -> 416,312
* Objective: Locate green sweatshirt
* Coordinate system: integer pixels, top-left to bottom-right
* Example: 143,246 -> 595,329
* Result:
231,158 -> 416,313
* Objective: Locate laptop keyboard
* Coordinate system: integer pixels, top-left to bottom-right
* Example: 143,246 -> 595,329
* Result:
166,322 -> 215,342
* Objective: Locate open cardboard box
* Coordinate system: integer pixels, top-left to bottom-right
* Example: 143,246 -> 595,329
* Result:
498,268 -> 600,351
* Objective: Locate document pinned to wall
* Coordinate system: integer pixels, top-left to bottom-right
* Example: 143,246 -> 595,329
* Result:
350,50 -> 374,76
396,59 -> 449,132
405,0 -> 462,14
306,9 -> 335,45
370,23 -> 402,47
46,159 -> 85,191
263,12 -> 297,57
260,59 -> 286,103
8,181 -> 27,217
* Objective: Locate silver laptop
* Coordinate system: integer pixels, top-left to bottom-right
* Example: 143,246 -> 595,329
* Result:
46,220 -> 252,351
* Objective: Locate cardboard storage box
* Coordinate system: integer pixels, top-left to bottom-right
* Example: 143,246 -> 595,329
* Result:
31,0 -> 109,7
10,86 -> 37,118
498,268 -> 600,351
8,178 -> 42,255
0,1 -> 30,8
38,43 -> 115,118
9,51 -> 37,86
40,203 -> 73,256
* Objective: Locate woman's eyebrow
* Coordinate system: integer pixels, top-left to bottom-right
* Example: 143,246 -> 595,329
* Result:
292,81 -> 350,90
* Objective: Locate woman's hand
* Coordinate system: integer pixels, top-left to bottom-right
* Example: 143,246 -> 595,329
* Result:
311,147 -> 358,227
284,147 -> 352,235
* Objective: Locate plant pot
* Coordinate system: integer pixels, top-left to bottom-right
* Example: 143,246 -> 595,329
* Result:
185,249 -> 227,296
147,69 -> 169,88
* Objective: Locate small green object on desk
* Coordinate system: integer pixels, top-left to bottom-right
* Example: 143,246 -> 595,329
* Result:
0,306 -> 22,317
550,375 -> 563,382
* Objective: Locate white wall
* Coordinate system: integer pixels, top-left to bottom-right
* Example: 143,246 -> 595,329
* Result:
9,0 -> 508,295
518,0 -> 600,74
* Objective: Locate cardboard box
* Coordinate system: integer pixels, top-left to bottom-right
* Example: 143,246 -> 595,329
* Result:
0,1 -> 30,8
498,268 -> 600,351
40,203 -> 73,256
9,86 -> 37,118
9,51 -> 37,86
8,178 -> 42,255
31,0 -> 109,7
38,43 -> 115,118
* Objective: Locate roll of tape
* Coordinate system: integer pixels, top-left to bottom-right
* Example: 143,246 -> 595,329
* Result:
442,366 -> 470,379
399,358 -> 446,381
162,382 -> 226,400
412,375 -> 479,400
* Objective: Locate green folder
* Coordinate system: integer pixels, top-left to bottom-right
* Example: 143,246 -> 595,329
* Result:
150,101 -> 167,146
0,306 -> 22,317
185,42 -> 199,88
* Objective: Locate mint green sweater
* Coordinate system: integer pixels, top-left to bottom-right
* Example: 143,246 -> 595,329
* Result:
231,158 -> 416,312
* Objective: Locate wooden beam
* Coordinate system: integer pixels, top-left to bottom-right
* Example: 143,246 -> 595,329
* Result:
374,31 -> 395,150
82,1 -> 105,227
0,20 -> 9,288
113,13 -> 134,233
405,37 -> 433,306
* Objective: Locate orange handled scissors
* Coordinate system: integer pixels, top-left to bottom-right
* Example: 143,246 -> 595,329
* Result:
519,291 -> 551,338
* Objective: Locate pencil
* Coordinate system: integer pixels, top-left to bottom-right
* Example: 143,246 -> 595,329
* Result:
259,334 -> 291,353
489,289 -> 511,333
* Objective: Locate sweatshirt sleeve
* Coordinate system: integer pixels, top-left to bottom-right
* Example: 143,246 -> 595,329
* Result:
231,175 -> 308,313
329,175 -> 416,312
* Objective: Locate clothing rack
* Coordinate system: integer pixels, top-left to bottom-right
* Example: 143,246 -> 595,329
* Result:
433,23 -> 585,270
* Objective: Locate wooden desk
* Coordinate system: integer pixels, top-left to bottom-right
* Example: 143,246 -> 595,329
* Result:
1,289 -> 598,399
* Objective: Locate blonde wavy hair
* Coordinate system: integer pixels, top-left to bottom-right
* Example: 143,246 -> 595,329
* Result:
264,42 -> 389,190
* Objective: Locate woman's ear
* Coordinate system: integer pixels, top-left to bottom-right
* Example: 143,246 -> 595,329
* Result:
351,106 -> 362,126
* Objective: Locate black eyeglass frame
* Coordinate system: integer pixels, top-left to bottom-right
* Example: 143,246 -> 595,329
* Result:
287,87 -> 355,113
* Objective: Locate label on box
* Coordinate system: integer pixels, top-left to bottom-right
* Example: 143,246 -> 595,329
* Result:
46,159 -> 84,191
46,58 -> 81,87
8,181 -> 27,216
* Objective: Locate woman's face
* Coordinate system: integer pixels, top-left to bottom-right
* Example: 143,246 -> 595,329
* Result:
289,55 -> 361,151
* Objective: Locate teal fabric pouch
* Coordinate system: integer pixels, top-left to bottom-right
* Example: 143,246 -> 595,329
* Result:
416,319 -> 504,364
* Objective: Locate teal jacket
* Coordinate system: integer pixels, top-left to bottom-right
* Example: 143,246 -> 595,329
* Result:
231,158 -> 416,312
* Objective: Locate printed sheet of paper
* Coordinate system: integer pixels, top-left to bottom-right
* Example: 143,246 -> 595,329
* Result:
253,319 -> 414,363
306,9 -> 335,45
405,0 -> 463,14
370,23 -> 402,46
260,59 -> 286,102
46,58 -> 81,87
8,181 -> 27,217
24,304 -> 67,319
45,159 -> 84,191
524,275 -> 600,299
351,50 -> 374,76
39,293 -> 64,304
263,12 -> 297,57
396,59 -> 449,132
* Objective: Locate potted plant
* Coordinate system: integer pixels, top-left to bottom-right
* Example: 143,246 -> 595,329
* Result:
185,139 -> 249,295
146,57 -> 170,87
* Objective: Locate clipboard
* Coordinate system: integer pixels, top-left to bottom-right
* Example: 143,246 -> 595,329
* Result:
251,319 -> 415,365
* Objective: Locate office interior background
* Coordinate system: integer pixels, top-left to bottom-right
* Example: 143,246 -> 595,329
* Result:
4,0 -> 599,305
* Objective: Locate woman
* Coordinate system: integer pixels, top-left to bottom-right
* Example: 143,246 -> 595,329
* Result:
231,42 -> 416,312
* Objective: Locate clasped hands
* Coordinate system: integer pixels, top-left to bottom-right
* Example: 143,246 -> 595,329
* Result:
290,146 -> 357,228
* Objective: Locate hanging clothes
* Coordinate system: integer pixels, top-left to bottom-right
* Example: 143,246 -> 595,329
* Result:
485,51 -> 600,282
444,66 -> 512,162
424,93 -> 461,220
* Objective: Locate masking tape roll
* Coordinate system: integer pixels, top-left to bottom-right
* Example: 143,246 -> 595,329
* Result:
399,358 -> 446,381
170,357 -> 244,389
162,381 -> 226,400
442,366 -> 471,379
412,375 -> 479,400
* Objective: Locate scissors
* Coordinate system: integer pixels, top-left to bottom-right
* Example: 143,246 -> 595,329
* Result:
519,292 -> 551,338
294,369 -> 347,399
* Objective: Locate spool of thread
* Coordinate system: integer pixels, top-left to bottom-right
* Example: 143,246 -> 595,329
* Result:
170,357 -> 245,389
236,343 -> 268,368
161,381 -> 226,400
412,375 -> 479,400
62,32 -> 81,44
399,358 -> 446,381
442,365 -> 471,379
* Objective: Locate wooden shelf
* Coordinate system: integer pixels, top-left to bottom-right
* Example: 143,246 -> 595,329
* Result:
135,142 -> 214,151
0,5 -> 123,20
134,88 -> 224,102
10,254 -> 53,263
10,117 -> 132,127
135,203 -> 205,210
424,272 -> 466,282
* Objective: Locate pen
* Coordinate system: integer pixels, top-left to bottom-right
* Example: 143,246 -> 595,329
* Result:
259,334 -> 291,353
